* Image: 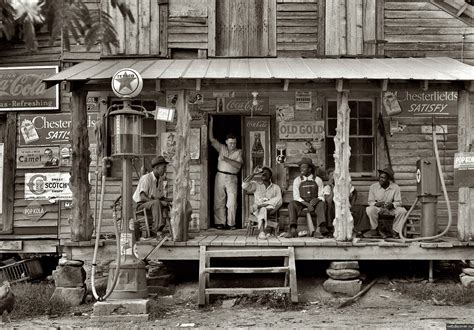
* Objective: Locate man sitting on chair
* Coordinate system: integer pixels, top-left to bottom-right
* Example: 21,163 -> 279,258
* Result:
133,155 -> 191,240
286,157 -> 328,238
242,166 -> 282,240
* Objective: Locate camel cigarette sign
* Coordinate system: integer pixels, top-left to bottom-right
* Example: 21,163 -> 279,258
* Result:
0,66 -> 59,111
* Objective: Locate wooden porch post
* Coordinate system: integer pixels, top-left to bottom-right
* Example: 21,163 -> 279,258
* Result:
170,90 -> 192,241
70,87 -> 93,242
332,91 -> 354,241
457,89 -> 474,241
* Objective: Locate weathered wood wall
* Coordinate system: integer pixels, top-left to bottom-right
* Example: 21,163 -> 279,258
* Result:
276,0 -> 321,57
384,0 -> 474,65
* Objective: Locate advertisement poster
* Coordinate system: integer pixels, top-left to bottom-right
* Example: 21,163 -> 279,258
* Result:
382,90 -> 458,117
25,172 -> 72,201
223,97 -> 269,115
161,132 -> 177,162
245,117 -> 271,175
0,66 -> 59,111
454,152 -> 474,188
0,144 -> 3,214
276,104 -> 294,122
18,113 -> 98,146
17,146 -> 60,169
59,143 -> 97,168
278,120 -> 325,140
285,140 -> 325,168
295,91 -> 312,110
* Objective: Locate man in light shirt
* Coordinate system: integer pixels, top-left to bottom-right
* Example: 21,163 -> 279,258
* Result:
286,157 -> 327,238
133,155 -> 191,240
209,116 -> 243,230
365,167 -> 407,238
242,166 -> 282,239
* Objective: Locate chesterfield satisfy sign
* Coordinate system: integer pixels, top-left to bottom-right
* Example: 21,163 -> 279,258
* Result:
0,66 -> 59,111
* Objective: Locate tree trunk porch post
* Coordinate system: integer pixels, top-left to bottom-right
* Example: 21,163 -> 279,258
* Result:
70,86 -> 93,242
457,89 -> 474,241
333,90 -> 354,241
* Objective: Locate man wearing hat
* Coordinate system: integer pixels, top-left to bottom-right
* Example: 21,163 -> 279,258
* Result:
242,166 -> 283,239
133,156 -> 191,239
209,116 -> 243,230
286,157 -> 327,238
365,167 -> 407,238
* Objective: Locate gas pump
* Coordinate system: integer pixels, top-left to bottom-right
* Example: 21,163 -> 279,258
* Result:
90,68 -> 150,318
416,158 -> 441,237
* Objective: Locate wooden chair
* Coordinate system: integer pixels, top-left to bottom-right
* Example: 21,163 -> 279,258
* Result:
246,210 -> 280,237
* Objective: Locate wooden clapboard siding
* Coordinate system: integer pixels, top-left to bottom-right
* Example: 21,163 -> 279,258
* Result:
384,0 -> 474,65
0,33 -> 61,65
101,0 -> 168,57
276,0 -> 319,57
168,18 -> 208,50
13,173 -> 59,235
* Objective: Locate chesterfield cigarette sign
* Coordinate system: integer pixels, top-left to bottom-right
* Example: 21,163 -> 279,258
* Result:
0,66 -> 59,111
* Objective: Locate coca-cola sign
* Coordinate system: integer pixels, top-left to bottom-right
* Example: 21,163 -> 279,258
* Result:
224,97 -> 268,114
0,66 -> 59,111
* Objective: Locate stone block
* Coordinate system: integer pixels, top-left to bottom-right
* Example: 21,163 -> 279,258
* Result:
50,287 -> 86,306
463,268 -> 474,276
58,258 -> 84,267
147,285 -> 176,296
53,265 -> 86,288
460,274 -> 474,288
327,268 -> 360,280
147,274 -> 173,287
329,261 -> 359,270
93,299 -> 149,316
323,278 -> 362,296
86,276 -> 108,295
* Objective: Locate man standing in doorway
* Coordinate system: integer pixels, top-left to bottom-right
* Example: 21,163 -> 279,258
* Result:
209,116 -> 243,230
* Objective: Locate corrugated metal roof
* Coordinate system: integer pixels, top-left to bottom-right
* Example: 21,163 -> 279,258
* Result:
44,57 -> 474,84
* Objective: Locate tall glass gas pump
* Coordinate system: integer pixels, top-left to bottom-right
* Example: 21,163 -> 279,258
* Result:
106,68 -> 148,299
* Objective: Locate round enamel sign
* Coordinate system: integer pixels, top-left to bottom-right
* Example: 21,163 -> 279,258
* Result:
111,68 -> 143,98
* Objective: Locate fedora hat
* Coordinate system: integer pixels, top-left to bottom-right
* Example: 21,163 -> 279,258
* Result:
378,167 -> 394,181
151,156 -> 168,167
298,157 -> 314,168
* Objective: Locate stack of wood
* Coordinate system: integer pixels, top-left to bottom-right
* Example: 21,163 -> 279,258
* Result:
323,261 -> 362,296
460,260 -> 474,288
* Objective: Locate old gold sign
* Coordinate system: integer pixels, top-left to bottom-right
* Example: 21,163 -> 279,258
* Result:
278,121 -> 325,140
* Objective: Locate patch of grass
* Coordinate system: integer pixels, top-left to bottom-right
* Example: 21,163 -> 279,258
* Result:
9,282 -> 92,320
390,281 -> 474,306
231,293 -> 302,311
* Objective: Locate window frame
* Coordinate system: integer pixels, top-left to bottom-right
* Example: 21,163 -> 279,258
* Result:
325,98 -> 377,177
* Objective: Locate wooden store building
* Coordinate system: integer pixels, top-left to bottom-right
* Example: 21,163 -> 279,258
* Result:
0,0 -> 473,266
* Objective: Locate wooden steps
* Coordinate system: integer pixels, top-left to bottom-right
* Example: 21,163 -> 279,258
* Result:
198,246 -> 298,306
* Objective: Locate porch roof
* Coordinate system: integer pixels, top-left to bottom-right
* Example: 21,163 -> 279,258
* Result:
44,57 -> 474,86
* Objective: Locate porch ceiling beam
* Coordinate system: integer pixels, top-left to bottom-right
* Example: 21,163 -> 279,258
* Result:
336,79 -> 344,92
196,78 -> 201,91
155,79 -> 161,92
283,79 -> 289,91
381,79 -> 388,92
422,80 -> 429,91
465,81 -> 474,92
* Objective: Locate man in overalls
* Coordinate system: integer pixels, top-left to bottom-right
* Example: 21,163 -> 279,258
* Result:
209,116 -> 243,230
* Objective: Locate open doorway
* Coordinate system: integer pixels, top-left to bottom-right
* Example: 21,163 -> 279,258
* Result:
208,115 -> 243,229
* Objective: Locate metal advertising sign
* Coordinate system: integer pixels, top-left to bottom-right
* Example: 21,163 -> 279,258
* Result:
17,146 -> 60,169
0,66 -> 59,111
223,97 -> 269,114
23,200 -> 47,222
245,117 -> 271,175
18,113 -> 97,146
278,121 -> 325,140
24,172 -> 72,201
454,152 -> 474,188
111,68 -> 143,98
382,90 -> 458,117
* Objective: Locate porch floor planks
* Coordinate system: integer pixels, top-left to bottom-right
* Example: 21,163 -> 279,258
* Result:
222,235 -> 238,246
187,235 -> 206,246
210,236 -> 230,246
234,235 -> 247,246
198,235 -> 218,246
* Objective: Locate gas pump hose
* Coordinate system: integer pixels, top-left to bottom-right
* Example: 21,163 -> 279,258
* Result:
397,128 -> 453,242
90,157 -> 122,301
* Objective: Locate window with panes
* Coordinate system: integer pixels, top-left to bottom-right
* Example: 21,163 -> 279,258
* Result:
326,100 -> 375,175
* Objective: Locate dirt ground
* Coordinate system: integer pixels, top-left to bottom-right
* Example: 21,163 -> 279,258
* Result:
5,280 -> 474,329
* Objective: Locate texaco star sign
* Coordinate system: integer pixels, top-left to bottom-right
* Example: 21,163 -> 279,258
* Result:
111,68 -> 143,98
